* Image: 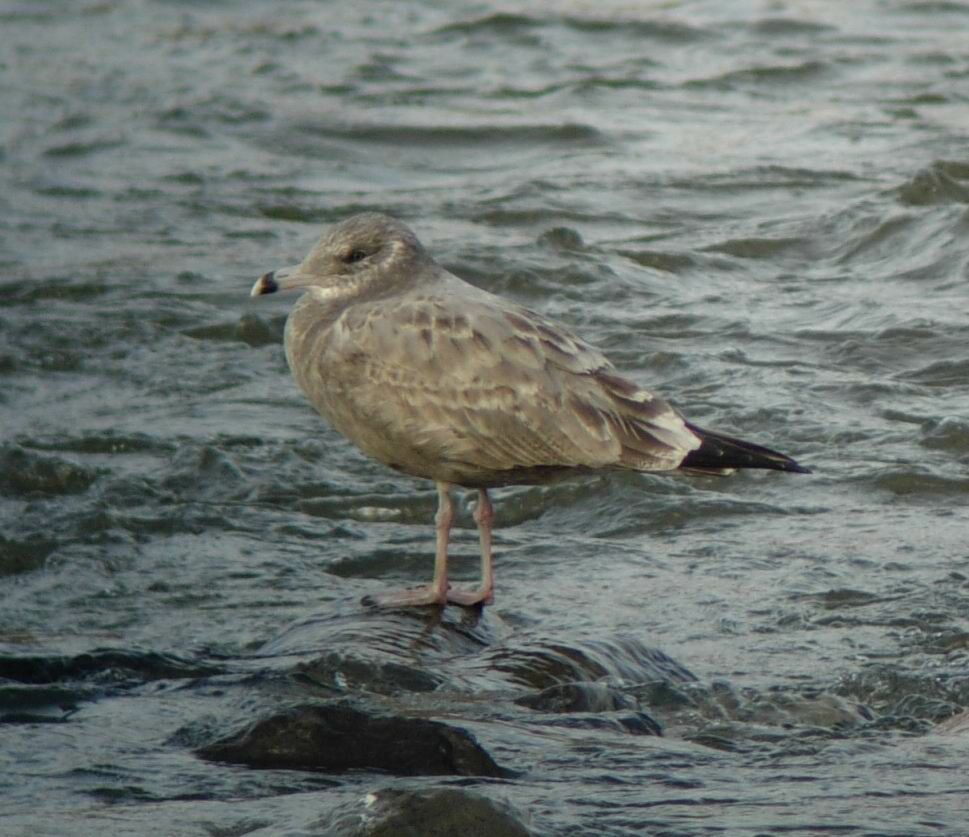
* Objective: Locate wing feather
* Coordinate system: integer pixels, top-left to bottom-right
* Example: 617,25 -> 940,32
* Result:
292,278 -> 700,483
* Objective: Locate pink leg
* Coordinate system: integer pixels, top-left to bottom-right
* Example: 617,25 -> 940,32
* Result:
367,482 -> 452,608
447,488 -> 495,607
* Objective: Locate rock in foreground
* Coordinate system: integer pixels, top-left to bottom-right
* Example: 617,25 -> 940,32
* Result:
324,788 -> 533,837
198,702 -> 510,777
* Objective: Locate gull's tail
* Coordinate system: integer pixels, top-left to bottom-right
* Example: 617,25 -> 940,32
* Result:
679,423 -> 811,476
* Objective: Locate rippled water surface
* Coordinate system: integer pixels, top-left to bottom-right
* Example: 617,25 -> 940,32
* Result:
3,1 -> 969,834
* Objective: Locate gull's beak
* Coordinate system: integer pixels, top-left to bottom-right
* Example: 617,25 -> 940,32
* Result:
250,265 -> 301,297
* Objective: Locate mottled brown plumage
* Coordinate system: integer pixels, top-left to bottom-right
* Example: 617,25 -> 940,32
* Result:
250,213 -> 808,607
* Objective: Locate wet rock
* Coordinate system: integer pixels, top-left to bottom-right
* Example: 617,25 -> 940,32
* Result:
259,605 -> 503,694
539,712 -> 662,736
486,635 -> 696,690
0,446 -> 98,497
515,681 -> 635,713
537,226 -> 583,251
198,702 -> 511,777
323,788 -> 533,837
0,535 -> 58,576
0,684 -> 87,723
516,683 -> 662,735
162,444 -> 247,499
897,160 -> 969,206
0,649 -> 221,684
294,651 -> 444,696
633,680 -> 698,710
836,666 -> 959,723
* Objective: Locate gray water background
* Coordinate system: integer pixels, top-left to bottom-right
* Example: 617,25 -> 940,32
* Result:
2,0 -> 969,834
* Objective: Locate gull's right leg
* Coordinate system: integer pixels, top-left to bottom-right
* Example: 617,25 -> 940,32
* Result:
366,481 -> 452,608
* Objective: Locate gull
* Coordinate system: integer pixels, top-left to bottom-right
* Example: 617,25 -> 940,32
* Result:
250,213 -> 809,607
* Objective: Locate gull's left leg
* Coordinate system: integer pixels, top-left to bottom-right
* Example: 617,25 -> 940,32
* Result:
447,488 -> 495,607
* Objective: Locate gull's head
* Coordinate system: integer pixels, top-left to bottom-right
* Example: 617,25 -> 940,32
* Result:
250,213 -> 428,301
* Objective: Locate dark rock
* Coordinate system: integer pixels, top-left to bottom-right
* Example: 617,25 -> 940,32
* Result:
197,702 -> 511,777
537,226 -> 584,250
0,535 -> 58,576
0,649 -> 221,684
323,788 -> 533,837
0,684 -> 86,724
0,447 -> 98,497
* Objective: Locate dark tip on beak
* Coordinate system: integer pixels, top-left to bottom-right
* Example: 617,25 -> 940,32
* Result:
250,271 -> 279,297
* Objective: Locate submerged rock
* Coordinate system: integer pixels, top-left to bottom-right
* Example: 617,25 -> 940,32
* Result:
294,650 -> 444,695
197,702 -> 511,777
485,635 -> 696,691
515,681 -> 663,735
323,788 -> 533,837
0,446 -> 98,497
515,681 -> 636,713
1,648 -> 221,684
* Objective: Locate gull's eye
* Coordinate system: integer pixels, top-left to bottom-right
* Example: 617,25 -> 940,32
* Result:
345,249 -> 368,264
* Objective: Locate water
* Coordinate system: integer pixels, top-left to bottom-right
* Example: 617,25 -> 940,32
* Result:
2,0 -> 969,834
